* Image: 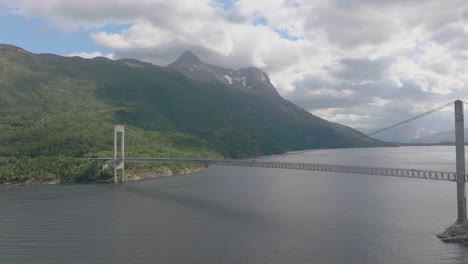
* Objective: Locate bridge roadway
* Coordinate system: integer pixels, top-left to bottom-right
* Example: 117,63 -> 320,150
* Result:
91,158 -> 460,182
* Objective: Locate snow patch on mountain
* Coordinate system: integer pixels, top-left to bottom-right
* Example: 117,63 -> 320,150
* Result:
223,75 -> 233,84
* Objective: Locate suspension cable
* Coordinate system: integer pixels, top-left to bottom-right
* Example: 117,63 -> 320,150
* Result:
83,128 -> 112,159
367,100 -> 455,136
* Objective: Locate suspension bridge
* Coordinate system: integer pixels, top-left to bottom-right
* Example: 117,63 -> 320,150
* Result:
89,100 -> 468,223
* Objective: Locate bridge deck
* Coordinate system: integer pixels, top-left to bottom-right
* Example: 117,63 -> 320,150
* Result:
90,158 -> 459,182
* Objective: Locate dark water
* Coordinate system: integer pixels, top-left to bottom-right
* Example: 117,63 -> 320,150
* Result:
2,146 -> 468,264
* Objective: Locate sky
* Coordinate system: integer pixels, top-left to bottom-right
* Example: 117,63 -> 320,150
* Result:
1,0 -> 468,140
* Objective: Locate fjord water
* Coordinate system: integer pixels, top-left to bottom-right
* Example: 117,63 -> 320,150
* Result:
2,146 -> 468,264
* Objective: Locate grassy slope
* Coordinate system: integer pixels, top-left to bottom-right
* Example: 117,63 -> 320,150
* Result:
0,45 -> 389,183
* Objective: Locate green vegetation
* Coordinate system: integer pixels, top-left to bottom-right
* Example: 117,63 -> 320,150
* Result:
449,230 -> 468,237
0,44 -> 388,184
0,156 -> 110,183
438,223 -> 468,243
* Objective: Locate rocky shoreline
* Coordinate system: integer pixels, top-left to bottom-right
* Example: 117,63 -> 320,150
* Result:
125,166 -> 207,181
0,166 -> 208,186
438,222 -> 468,244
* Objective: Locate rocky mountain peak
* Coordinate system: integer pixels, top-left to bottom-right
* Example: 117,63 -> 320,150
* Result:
174,50 -> 201,65
167,51 -> 280,97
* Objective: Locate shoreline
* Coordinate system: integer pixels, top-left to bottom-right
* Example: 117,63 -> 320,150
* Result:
438,222 -> 468,244
124,166 -> 208,182
0,166 -> 208,186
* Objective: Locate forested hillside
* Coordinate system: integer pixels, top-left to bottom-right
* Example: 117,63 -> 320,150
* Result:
0,44 -> 388,183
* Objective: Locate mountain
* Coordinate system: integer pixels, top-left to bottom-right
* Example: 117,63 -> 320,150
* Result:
168,51 -> 280,97
0,44 -> 389,183
166,50 -> 389,151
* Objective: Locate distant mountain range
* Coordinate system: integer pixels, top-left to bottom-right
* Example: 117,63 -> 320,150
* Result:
409,129 -> 468,144
0,43 -> 390,183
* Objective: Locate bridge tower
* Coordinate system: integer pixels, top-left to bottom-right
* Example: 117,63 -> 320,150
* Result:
114,125 -> 125,182
455,100 -> 466,223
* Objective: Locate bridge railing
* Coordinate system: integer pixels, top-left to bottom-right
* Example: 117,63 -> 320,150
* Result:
90,158 -> 458,182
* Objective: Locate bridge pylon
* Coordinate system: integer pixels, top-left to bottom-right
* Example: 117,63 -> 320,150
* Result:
114,125 -> 125,182
455,100 -> 466,223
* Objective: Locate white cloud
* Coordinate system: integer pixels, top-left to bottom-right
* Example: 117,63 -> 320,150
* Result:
311,108 -> 365,123
67,51 -> 114,59
369,97 -> 389,107
307,88 -> 353,97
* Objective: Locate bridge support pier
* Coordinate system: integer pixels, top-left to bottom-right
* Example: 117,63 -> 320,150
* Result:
102,161 -> 110,170
455,100 -> 466,223
114,125 -> 125,182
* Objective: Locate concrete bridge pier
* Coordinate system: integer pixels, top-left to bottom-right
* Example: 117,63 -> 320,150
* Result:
114,125 -> 125,182
455,100 -> 466,223
102,160 -> 110,170
438,100 -> 468,242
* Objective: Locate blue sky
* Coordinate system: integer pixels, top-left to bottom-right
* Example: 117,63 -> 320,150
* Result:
211,0 -> 238,10
1,11 -> 98,55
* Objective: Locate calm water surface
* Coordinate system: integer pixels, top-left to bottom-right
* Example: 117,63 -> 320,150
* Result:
2,146 -> 468,264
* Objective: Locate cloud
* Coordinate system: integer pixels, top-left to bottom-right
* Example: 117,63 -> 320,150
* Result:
329,58 -> 392,82
2,0 -> 468,138
67,51 -> 114,59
